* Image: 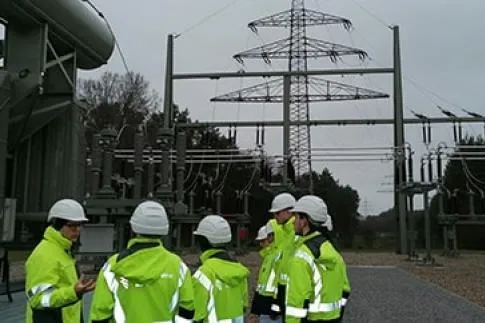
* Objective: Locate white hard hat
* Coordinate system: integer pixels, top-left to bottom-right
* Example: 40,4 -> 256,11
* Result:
269,193 -> 296,213
193,215 -> 231,245
130,201 -> 169,236
255,225 -> 268,241
265,220 -> 274,235
293,195 -> 332,229
324,216 -> 333,232
47,199 -> 89,223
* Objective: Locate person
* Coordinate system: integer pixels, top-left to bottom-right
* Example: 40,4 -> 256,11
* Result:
251,221 -> 282,323
267,192 -> 296,320
89,201 -> 194,322
25,198 -> 94,323
285,195 -> 350,323
192,215 -> 250,322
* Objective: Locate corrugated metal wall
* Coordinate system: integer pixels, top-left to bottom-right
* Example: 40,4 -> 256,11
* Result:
12,105 -> 85,214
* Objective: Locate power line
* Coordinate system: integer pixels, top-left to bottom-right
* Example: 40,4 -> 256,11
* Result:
82,0 -> 133,80
346,0 -> 392,29
175,0 -> 240,39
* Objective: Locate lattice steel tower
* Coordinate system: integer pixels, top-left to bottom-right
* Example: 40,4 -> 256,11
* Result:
212,0 -> 388,188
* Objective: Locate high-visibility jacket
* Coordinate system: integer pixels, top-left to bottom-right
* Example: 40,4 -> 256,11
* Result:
25,226 -> 83,323
342,257 -> 351,302
340,254 -> 351,318
89,237 -> 194,322
269,217 -> 297,317
192,249 -> 250,322
256,245 -> 280,296
285,231 -> 348,322
270,217 -> 296,286
250,244 -> 281,315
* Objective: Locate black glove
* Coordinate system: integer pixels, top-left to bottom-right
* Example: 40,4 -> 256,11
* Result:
269,311 -> 279,320
269,304 -> 280,320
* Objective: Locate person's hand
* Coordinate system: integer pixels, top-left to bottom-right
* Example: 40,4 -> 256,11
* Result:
74,275 -> 96,296
269,307 -> 280,320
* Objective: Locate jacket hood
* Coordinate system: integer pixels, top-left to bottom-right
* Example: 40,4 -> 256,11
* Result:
302,231 -> 339,270
200,249 -> 250,287
317,240 -> 339,270
110,237 -> 170,284
271,217 -> 296,246
259,244 -> 275,258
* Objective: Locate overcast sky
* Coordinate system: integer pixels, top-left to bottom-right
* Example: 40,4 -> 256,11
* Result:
11,0 -> 484,215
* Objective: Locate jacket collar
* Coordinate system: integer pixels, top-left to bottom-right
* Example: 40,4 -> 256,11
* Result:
259,244 -> 275,258
200,248 -> 225,263
43,226 -> 72,251
127,236 -> 162,248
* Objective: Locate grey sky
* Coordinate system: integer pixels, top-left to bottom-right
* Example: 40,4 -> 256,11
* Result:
48,0 -> 485,215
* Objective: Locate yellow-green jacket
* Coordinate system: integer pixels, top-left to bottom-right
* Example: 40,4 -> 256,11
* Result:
25,226 -> 83,323
269,217 -> 297,286
256,244 -> 280,296
285,231 -> 349,323
192,249 -> 250,322
250,244 -> 281,316
89,237 -> 194,322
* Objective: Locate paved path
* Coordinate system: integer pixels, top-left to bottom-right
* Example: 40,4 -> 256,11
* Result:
1,266 -> 485,322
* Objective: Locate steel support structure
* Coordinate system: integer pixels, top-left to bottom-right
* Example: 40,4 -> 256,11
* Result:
174,116 -> 485,128
156,34 -> 175,211
393,26 -> 408,254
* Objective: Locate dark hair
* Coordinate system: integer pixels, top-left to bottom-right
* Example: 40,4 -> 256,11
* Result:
195,235 -> 227,252
299,213 -> 333,241
130,230 -> 162,240
195,235 -> 211,252
51,218 -> 69,231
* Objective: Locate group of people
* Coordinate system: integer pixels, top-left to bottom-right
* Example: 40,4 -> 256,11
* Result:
24,192 -> 349,323
250,193 -> 350,323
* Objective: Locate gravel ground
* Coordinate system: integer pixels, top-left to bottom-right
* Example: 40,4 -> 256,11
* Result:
344,266 -> 485,323
3,250 -> 485,322
341,251 -> 485,309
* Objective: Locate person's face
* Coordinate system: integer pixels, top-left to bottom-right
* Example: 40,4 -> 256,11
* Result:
274,209 -> 292,224
259,239 -> 270,249
294,213 -> 307,235
267,233 -> 274,244
59,222 -> 83,242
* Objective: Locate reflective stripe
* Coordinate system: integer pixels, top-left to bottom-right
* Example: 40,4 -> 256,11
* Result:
103,263 -> 126,323
171,262 -> 189,312
308,301 -> 341,313
286,306 -> 307,318
194,270 -> 218,323
279,273 -> 288,283
27,283 -> 54,299
341,298 -> 348,306
41,292 -> 52,307
264,269 -> 277,293
292,250 -> 341,314
27,283 -> 56,308
174,316 -> 192,323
